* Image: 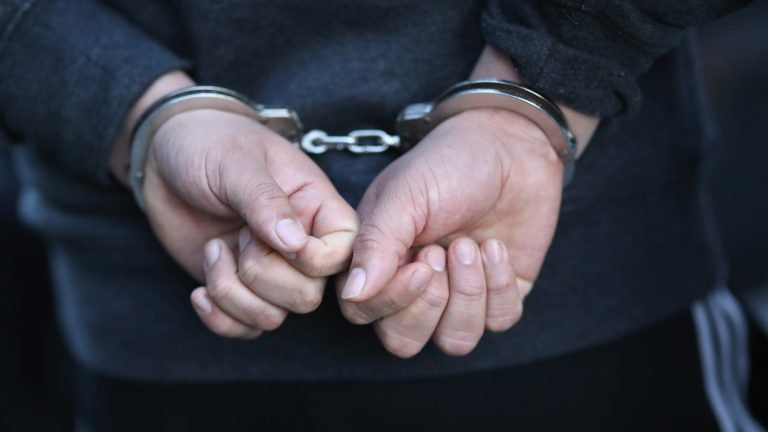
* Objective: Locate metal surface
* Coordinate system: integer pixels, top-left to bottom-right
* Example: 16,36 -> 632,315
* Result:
396,79 -> 578,186
300,129 -> 400,154
130,80 -> 579,209
128,86 -> 301,209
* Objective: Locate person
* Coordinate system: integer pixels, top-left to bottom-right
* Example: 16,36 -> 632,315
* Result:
0,0 -> 756,430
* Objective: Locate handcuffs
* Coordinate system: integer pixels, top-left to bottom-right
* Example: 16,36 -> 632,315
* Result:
129,79 -> 577,209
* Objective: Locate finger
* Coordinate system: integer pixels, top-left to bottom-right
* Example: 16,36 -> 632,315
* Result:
237,228 -> 325,314
203,239 -> 288,331
434,237 -> 487,356
481,239 -> 523,332
518,278 -> 535,298
190,287 -> 263,339
340,180 -> 422,302
285,185 -> 359,278
375,246 -> 449,358
288,231 -> 356,279
338,261 -> 433,325
220,161 -> 309,255
263,142 -> 359,277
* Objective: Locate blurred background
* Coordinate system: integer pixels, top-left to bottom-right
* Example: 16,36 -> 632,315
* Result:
702,0 -> 768,423
1,1 -> 767,429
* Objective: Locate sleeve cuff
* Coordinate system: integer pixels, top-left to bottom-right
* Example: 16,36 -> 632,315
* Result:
482,8 -> 637,117
0,0 -> 189,183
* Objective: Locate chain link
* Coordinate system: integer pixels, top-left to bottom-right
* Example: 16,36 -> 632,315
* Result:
300,129 -> 401,154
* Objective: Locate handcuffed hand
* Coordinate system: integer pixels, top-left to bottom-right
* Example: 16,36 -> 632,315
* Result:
337,108 -> 564,357
141,108 -> 358,338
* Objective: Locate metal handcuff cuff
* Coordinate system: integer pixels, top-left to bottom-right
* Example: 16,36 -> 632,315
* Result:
129,78 -> 577,209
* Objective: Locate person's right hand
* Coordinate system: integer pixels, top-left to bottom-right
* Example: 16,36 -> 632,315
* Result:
141,108 -> 358,338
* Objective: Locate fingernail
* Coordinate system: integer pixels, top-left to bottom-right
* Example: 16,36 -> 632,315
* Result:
193,290 -> 213,314
409,268 -> 432,291
275,218 -> 308,247
205,241 -> 221,268
285,252 -> 298,261
341,267 -> 366,300
455,239 -> 477,265
483,240 -> 503,265
426,248 -> 445,272
239,228 -> 252,252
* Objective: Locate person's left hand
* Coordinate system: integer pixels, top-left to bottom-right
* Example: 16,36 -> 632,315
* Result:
336,108 -> 564,357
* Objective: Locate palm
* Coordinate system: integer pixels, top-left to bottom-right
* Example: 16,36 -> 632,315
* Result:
144,159 -> 241,281
359,110 -> 563,281
141,109 -> 356,282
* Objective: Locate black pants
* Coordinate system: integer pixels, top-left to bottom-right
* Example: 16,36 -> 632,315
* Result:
76,312 -> 718,432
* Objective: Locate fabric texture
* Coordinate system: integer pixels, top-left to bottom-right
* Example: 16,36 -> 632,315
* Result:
0,0 -> 738,380
75,312 -> 718,432
0,0 -> 187,183
483,0 -> 748,116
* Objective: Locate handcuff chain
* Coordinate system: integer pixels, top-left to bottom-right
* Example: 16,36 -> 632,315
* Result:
130,79 -> 577,209
300,129 -> 401,154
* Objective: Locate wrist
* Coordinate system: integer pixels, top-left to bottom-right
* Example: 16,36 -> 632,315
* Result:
446,108 -> 564,177
452,107 -> 553,153
109,70 -> 195,187
470,46 -> 599,157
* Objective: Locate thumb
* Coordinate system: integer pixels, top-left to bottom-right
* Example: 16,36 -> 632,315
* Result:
340,180 -> 423,302
221,163 -> 308,255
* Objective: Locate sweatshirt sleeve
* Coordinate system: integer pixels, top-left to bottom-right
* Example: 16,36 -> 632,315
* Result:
482,0 -> 748,117
0,0 -> 188,183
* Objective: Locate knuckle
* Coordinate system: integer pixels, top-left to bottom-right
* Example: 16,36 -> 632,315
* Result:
298,255 -> 328,279
288,284 -> 324,314
237,259 -> 262,289
381,291 -> 411,314
243,180 -> 287,213
354,223 -> 389,254
207,281 -> 235,304
255,307 -> 288,331
354,221 -> 411,258
378,327 -> 423,359
435,330 -> 480,356
340,302 -> 373,325
452,282 -> 485,300
486,298 -> 523,332
419,284 -> 449,310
